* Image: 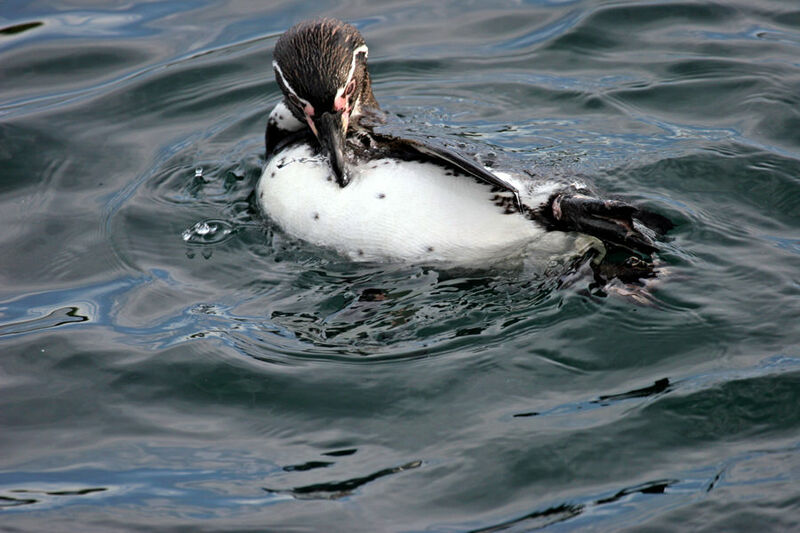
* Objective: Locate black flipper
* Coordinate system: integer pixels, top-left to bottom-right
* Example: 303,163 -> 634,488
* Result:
544,193 -> 673,255
389,136 -> 523,211
349,116 -> 523,210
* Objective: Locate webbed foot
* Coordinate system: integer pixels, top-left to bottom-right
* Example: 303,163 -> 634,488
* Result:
545,193 -> 673,256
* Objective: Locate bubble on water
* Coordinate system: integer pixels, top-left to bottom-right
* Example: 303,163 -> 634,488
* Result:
182,219 -> 235,244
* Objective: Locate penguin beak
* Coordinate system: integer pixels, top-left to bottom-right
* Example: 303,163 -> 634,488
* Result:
314,111 -> 350,187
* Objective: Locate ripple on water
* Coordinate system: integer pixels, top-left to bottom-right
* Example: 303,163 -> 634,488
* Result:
1,1 -> 800,531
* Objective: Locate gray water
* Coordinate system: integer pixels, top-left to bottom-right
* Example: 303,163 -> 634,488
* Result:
1,1 -> 799,531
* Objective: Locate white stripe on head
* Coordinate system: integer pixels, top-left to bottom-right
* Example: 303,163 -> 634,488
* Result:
334,44 -> 369,103
273,59 -> 315,115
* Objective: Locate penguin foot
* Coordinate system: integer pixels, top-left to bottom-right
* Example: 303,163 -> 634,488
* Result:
545,193 -> 673,256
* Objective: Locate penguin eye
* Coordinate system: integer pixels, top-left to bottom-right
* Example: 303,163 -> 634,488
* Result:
344,80 -> 356,97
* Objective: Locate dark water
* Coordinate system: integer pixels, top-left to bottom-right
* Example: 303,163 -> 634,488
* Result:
1,1 -> 799,531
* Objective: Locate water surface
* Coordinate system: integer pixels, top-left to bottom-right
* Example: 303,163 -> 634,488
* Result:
1,1 -> 799,531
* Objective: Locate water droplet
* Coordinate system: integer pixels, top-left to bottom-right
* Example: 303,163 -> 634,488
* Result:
181,219 -> 235,244
196,222 -> 212,235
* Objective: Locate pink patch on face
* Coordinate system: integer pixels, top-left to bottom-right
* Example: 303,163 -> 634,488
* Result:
334,94 -> 347,112
304,102 -> 315,117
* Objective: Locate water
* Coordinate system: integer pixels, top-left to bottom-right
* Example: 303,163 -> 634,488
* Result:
1,1 -> 799,531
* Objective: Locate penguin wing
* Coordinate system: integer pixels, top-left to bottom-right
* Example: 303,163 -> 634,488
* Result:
361,132 -> 523,210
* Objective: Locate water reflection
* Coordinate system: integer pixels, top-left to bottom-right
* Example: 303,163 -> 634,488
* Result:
265,460 -> 422,501
1,0 -> 799,530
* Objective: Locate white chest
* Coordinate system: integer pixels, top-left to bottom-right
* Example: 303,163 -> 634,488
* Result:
257,144 -> 577,264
